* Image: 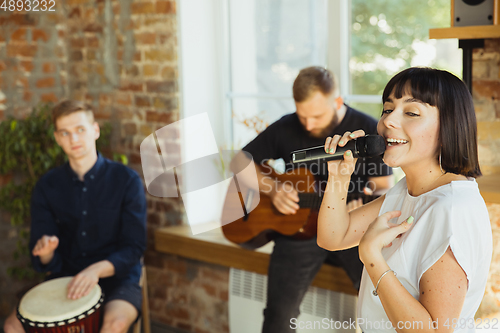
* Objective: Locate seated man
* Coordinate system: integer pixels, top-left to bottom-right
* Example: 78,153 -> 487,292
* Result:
3,100 -> 147,333
230,66 -> 393,332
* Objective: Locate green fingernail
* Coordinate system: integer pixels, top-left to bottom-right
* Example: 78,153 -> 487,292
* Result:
339,141 -> 344,145
346,151 -> 351,156
349,133 -> 355,138
329,148 -> 334,153
407,216 -> 414,224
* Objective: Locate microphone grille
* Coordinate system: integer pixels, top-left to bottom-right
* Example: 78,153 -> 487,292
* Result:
358,135 -> 386,158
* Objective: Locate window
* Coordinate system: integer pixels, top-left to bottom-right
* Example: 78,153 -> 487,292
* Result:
178,0 -> 463,225
347,0 -> 462,119
225,0 -> 461,146
227,0 -> 328,149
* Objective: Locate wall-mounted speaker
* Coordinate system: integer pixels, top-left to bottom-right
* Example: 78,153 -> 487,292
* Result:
454,0 -> 495,26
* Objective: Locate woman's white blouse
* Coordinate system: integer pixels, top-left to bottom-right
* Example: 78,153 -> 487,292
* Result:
357,177 -> 492,332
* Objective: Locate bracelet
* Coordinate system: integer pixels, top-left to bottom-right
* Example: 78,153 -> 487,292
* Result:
372,269 -> 396,296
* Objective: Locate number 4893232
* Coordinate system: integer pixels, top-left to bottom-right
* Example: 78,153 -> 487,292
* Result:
1,1 -> 56,12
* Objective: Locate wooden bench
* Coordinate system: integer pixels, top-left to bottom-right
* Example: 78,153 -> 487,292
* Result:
154,225 -> 358,296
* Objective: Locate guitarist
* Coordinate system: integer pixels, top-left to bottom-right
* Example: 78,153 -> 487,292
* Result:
229,66 -> 393,333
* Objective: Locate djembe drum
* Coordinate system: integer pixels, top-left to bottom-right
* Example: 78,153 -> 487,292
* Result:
17,277 -> 104,333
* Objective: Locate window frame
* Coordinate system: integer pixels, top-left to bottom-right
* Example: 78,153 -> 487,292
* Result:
327,0 -> 383,108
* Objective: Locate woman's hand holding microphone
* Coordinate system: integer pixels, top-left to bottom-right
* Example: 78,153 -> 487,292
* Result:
323,130 -> 413,263
324,129 -> 366,183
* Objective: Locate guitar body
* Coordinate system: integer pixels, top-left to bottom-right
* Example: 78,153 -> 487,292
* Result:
221,167 -> 320,250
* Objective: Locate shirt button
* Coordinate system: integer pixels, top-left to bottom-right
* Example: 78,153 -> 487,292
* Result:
82,231 -> 86,236
82,252 -> 86,257
83,187 -> 87,192
90,175 -> 94,180
82,210 -> 87,215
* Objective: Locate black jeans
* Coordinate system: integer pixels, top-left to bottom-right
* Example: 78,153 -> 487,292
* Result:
262,236 -> 363,333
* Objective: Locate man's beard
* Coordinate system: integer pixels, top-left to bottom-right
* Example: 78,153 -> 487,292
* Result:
304,112 -> 338,139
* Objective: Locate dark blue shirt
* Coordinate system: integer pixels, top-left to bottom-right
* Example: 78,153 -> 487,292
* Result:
29,153 -> 147,284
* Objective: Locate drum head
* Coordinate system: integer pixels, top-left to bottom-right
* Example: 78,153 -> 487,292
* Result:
18,277 -> 102,323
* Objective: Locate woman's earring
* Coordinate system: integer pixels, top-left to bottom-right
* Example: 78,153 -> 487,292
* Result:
439,152 -> 445,174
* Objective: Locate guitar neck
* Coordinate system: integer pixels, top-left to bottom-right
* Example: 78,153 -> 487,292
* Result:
298,193 -> 322,209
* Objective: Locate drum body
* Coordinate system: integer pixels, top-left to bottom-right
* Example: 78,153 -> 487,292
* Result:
17,277 -> 104,333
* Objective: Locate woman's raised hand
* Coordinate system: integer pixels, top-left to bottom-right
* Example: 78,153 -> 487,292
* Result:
358,211 -> 414,264
324,129 -> 365,179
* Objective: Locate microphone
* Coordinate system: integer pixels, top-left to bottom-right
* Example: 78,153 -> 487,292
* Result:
291,135 -> 386,163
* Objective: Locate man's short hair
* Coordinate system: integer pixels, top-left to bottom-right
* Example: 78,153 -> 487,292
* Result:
52,100 -> 95,128
292,66 -> 339,102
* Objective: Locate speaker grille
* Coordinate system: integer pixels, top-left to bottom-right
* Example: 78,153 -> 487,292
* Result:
454,0 -> 494,27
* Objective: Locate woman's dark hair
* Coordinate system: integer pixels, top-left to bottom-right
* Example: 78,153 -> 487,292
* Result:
382,67 -> 481,178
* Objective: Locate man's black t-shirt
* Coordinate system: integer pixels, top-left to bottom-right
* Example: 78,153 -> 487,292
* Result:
242,105 -> 392,194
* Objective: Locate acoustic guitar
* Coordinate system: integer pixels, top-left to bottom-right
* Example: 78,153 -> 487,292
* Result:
221,166 -> 375,250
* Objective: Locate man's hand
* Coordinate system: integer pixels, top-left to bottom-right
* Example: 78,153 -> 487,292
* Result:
32,235 -> 59,265
67,266 -> 99,300
67,260 -> 115,300
269,181 -> 300,215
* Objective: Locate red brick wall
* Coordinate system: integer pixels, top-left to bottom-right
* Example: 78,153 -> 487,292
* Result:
146,251 -> 230,333
473,38 -> 500,318
0,10 -> 66,117
0,2 -> 216,332
474,39 -> 500,175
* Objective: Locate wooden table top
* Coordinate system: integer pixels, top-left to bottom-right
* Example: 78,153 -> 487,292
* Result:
154,225 -> 358,296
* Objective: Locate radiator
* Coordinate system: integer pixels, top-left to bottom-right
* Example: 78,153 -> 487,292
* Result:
229,268 -> 359,332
